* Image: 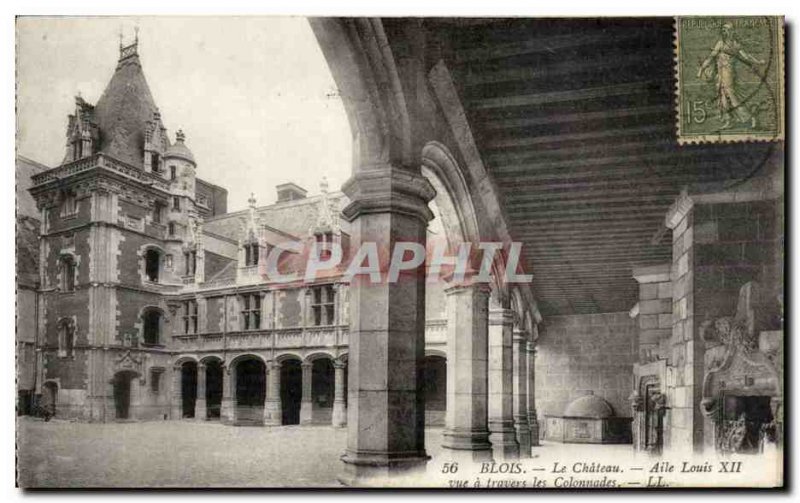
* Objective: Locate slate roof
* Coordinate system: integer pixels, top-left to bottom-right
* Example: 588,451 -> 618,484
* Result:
92,47 -> 162,168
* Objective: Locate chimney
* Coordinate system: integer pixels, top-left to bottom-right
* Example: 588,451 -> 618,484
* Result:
276,182 -> 308,203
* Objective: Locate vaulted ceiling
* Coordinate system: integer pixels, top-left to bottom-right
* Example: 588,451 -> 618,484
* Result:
426,18 -> 776,315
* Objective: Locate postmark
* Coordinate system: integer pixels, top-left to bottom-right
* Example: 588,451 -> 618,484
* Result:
675,16 -> 784,144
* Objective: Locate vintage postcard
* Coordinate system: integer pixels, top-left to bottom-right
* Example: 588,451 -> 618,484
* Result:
15,16 -> 785,489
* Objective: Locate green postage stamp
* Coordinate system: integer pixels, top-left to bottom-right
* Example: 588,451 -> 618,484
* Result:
675,16 -> 784,144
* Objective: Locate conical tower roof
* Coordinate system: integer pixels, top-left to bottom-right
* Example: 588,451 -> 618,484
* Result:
93,40 -> 160,167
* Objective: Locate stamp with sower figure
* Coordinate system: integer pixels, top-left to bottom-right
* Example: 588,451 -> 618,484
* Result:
675,16 -> 784,144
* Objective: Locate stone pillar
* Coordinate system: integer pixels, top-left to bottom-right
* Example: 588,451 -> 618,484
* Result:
512,328 -> 531,457
526,340 -> 540,446
441,280 -> 493,462
332,360 -> 347,428
338,166 -> 435,485
220,365 -> 233,424
171,366 -> 182,420
300,362 -> 314,425
488,307 -> 519,459
195,363 -> 207,420
264,361 -> 282,426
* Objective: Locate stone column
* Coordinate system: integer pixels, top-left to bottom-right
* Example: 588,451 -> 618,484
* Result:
195,363 -> 207,420
488,307 -> 520,459
441,280 -> 493,462
171,365 -> 182,420
264,361 -> 282,426
339,166 -> 435,484
512,328 -> 531,457
332,360 -> 347,428
300,362 -> 314,425
526,340 -> 540,446
220,365 -> 233,424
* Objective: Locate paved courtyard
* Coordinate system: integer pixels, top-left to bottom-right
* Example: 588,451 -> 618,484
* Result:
18,417 -> 645,488
17,417 -> 451,488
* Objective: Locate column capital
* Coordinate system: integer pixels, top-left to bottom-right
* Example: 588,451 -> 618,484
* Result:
333,360 -> 346,369
341,166 -> 436,225
300,361 -> 313,369
444,276 -> 492,296
513,328 -> 529,342
489,307 -> 515,326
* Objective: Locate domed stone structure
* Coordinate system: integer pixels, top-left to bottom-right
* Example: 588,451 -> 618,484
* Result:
545,391 -> 632,444
564,392 -> 614,418
165,130 -> 196,165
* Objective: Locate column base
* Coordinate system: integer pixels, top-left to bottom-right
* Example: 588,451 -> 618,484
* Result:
264,399 -> 282,426
529,415 -> 540,447
514,416 -> 532,457
442,428 -> 493,462
220,398 -> 233,424
331,400 -> 347,428
488,420 -> 520,459
299,401 -> 313,425
195,399 -> 207,421
339,451 -> 430,487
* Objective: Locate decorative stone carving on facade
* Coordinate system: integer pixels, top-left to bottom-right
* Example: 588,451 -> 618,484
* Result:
114,350 -> 144,381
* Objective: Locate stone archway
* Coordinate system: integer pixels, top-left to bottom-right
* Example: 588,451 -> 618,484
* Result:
204,359 -> 224,420
280,359 -> 303,425
181,361 -> 197,418
233,357 -> 266,426
422,355 -> 446,426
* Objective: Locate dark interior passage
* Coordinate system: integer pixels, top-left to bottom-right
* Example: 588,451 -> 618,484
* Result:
281,360 -> 302,425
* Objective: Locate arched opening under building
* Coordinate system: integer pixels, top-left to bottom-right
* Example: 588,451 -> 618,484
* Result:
311,357 -> 334,424
144,249 -> 160,282
234,357 -> 265,425
281,359 -> 302,425
113,371 -> 137,420
181,361 -> 197,418
423,355 -> 447,426
41,381 -> 58,417
205,360 -> 224,420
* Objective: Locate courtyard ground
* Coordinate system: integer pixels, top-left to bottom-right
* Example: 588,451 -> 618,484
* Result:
17,417 -> 447,488
18,417 -> 658,488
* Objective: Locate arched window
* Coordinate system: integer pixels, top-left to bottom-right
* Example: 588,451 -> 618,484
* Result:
145,249 -> 160,282
59,255 -> 76,292
57,319 -> 75,358
142,309 -> 162,345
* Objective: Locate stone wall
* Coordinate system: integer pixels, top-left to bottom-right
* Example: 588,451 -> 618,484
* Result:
664,195 -> 779,452
535,312 -> 637,423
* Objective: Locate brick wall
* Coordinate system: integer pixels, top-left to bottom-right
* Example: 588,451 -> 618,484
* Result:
535,312 -> 637,421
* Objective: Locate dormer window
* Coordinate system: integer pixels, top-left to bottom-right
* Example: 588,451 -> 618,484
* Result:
151,152 -> 161,173
61,189 -> 78,217
71,139 -> 83,161
315,231 -> 334,260
244,243 -> 259,267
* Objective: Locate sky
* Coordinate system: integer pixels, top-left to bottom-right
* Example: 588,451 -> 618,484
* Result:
16,16 -> 352,212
